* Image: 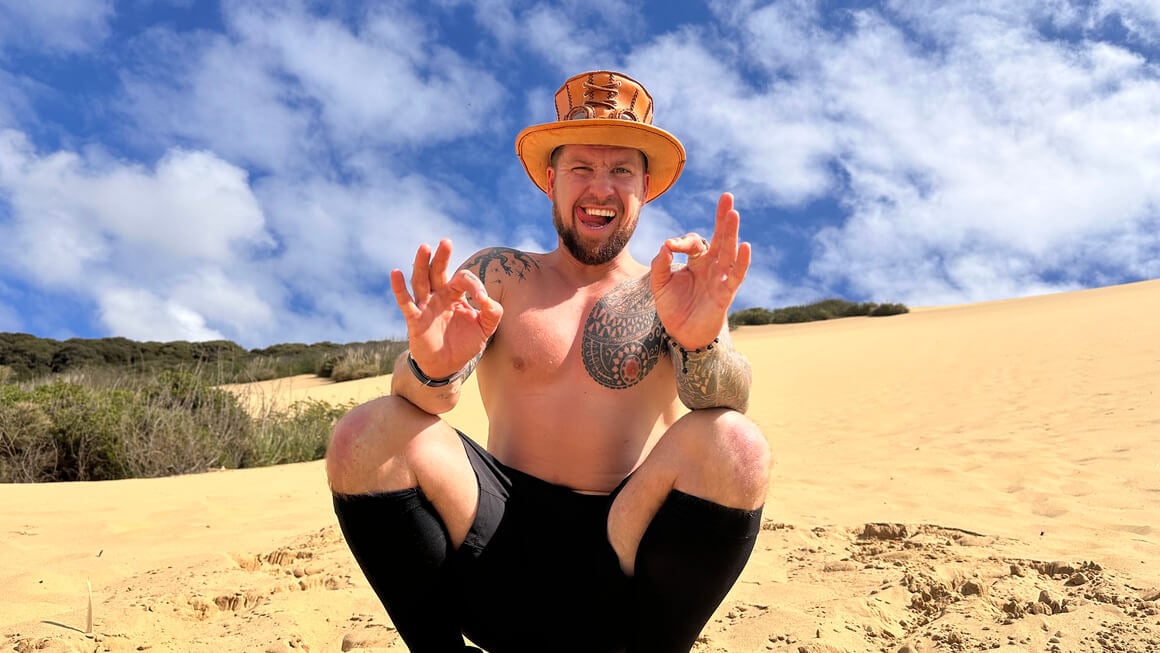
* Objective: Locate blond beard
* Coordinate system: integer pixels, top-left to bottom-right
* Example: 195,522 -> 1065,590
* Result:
552,201 -> 638,265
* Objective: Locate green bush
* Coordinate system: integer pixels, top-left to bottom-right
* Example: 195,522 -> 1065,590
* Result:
0,398 -> 57,482
729,299 -> 910,327
245,399 -> 351,467
0,369 -> 352,483
121,398 -> 218,477
330,350 -> 382,383
869,303 -> 910,317
317,354 -> 340,378
0,333 -> 404,382
327,342 -> 407,382
135,370 -> 257,472
28,381 -> 134,481
0,332 -> 415,482
728,308 -> 777,327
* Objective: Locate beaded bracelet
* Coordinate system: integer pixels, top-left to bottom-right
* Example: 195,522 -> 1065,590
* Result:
662,331 -> 719,374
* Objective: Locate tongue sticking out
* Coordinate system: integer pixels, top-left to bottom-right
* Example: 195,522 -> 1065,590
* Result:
578,207 -> 615,228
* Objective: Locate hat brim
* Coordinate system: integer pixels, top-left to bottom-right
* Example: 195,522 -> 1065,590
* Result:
515,120 -> 686,203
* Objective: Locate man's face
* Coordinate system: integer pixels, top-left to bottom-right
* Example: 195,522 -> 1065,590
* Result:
546,144 -> 650,266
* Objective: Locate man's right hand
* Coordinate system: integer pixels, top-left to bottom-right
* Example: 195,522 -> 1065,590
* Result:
390,239 -> 503,380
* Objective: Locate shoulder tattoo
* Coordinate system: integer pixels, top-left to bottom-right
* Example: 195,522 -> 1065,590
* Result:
582,276 -> 665,389
461,247 -> 539,287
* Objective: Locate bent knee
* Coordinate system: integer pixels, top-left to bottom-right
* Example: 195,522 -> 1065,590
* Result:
719,411 -> 770,461
325,395 -> 434,492
709,411 -> 772,497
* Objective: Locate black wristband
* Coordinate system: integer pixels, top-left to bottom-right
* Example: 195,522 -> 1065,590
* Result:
407,353 -> 457,387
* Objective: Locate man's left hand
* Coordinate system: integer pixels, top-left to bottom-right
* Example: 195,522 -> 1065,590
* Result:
650,192 -> 752,349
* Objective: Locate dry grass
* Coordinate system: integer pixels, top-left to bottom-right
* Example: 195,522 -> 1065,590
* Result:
0,368 -> 351,483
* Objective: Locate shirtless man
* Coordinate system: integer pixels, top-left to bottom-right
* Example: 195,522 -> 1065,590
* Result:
326,71 -> 771,653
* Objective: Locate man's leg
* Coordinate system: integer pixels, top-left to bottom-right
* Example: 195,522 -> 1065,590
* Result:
326,395 -> 480,652
608,409 -> 771,652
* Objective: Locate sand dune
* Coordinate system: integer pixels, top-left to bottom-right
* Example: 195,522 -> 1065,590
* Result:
3,280 -> 1159,652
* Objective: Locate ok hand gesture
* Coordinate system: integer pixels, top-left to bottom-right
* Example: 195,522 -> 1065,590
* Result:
650,193 -> 751,349
390,239 -> 503,380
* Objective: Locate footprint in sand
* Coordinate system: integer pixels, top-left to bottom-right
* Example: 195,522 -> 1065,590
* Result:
231,547 -> 316,572
339,629 -> 398,651
12,637 -> 89,653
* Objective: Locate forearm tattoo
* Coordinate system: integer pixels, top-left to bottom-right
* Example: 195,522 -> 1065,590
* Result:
665,335 -> 752,412
457,347 -> 486,382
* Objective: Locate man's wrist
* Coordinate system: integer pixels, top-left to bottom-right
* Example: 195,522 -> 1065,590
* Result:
662,330 -> 720,374
406,353 -> 461,387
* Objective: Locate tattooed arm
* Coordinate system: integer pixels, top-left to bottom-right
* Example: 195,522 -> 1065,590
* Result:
648,194 -> 754,413
390,246 -> 535,415
665,324 -> 752,413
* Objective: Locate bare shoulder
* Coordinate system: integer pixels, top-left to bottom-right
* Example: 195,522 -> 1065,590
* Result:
458,247 -> 542,300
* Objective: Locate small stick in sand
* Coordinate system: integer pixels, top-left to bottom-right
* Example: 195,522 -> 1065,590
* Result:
86,580 -> 93,634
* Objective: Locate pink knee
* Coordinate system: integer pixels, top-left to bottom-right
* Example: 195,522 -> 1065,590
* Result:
326,395 -> 435,494
674,409 -> 771,509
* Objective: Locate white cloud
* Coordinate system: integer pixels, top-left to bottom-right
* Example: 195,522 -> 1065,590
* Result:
734,257 -> 801,311
0,122 -> 510,346
0,0 -> 113,54
13,1 -> 516,346
450,0 -> 520,48
1102,0 -> 1160,43
635,2 -> 1160,305
121,1 -> 506,175
119,29 -> 320,176
627,203 -> 688,267
523,5 -> 601,73
97,287 -> 225,343
236,167 -> 504,346
226,2 -> 506,149
808,7 -> 1160,303
628,31 -> 840,207
0,129 -> 278,341
169,268 -> 278,338
97,149 -> 269,261
442,0 -> 642,77
0,70 -> 37,131
0,133 -> 270,276
255,171 -> 492,277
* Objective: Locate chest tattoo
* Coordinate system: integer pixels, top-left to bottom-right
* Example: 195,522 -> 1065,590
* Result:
582,276 -> 665,389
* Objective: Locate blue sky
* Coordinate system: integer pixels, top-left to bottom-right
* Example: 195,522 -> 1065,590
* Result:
1,0 -> 1158,349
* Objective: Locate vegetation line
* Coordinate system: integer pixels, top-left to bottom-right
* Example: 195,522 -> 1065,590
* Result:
729,299 -> 908,328
0,299 -> 905,484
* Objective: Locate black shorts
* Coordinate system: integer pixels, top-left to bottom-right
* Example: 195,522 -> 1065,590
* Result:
452,430 -> 631,653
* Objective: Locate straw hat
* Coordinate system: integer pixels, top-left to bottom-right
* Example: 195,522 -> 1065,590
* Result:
515,71 -> 686,203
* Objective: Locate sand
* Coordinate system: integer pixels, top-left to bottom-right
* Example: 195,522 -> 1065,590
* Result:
3,279 -> 1159,652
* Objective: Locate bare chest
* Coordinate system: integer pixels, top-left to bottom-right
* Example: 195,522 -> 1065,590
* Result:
494,276 -> 668,389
